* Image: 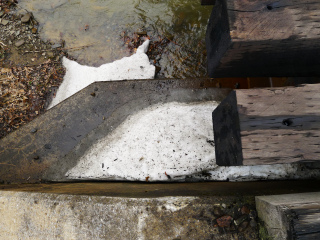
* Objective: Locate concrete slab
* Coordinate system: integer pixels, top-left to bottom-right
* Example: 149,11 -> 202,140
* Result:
0,190 -> 256,240
256,192 -> 320,240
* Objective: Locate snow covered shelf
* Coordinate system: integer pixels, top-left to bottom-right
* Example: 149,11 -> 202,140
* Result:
213,84 -> 320,166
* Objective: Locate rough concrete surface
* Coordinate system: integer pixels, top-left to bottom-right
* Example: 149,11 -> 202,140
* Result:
256,192 -> 320,240
0,190 -> 255,240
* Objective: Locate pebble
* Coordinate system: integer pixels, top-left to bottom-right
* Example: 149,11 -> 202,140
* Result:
31,28 -> 37,34
234,214 -> 248,226
47,51 -> 54,58
51,43 -> 61,49
241,205 -> 250,215
15,39 -> 25,47
1,19 -> 9,25
0,11 -> 4,17
21,13 -> 31,23
30,128 -> 37,133
221,203 -> 227,209
216,215 -> 233,228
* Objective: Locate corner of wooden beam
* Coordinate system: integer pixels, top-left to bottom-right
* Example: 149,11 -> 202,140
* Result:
212,90 -> 243,166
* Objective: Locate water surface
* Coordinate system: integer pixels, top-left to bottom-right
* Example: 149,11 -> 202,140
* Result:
19,0 -> 212,78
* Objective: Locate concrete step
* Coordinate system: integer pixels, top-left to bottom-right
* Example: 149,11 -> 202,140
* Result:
1,181 -> 320,239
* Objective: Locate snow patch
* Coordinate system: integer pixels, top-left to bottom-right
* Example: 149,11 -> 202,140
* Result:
66,101 -> 218,181
48,40 -> 155,108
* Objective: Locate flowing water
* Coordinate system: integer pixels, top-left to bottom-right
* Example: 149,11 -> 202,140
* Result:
18,0 -> 212,78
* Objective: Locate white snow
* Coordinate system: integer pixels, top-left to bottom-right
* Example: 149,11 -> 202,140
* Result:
66,101 -> 218,181
48,40 -> 155,108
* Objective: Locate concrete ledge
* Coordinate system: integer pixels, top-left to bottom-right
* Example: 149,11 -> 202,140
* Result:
0,190 -> 245,240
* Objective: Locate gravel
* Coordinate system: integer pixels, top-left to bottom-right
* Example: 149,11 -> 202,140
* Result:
0,1 -> 65,139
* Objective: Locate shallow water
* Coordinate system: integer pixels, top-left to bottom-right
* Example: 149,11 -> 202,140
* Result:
18,0 -> 212,78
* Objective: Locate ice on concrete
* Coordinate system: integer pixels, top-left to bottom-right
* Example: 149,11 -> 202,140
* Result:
66,101 -> 218,181
48,40 -> 155,108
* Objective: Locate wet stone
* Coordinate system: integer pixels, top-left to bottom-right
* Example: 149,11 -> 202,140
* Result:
15,40 -> 25,47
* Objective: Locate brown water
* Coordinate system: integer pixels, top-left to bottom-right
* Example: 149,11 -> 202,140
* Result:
18,0 -> 212,78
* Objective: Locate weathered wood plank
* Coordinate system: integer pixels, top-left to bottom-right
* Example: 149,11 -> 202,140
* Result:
206,0 -> 320,77
291,208 -> 320,239
256,192 -> 320,240
212,91 -> 243,165
213,84 -> 320,166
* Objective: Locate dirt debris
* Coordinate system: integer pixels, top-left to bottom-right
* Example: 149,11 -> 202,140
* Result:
0,1 -> 65,139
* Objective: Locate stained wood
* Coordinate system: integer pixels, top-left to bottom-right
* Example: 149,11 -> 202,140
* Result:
256,192 -> 320,240
213,84 -> 320,166
212,91 -> 243,165
206,0 -> 320,77
288,204 -> 320,239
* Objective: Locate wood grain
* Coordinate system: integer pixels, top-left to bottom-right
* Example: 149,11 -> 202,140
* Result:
206,0 -> 320,77
213,84 -> 320,166
289,204 -> 320,239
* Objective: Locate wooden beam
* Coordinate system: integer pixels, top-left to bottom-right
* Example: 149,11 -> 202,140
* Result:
213,84 -> 320,166
206,0 -> 320,77
256,192 -> 320,240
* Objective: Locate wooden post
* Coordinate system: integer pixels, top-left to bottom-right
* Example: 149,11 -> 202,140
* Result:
213,84 -> 320,166
206,0 -> 320,77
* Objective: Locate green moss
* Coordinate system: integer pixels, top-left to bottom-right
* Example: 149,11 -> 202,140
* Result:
258,222 -> 273,240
